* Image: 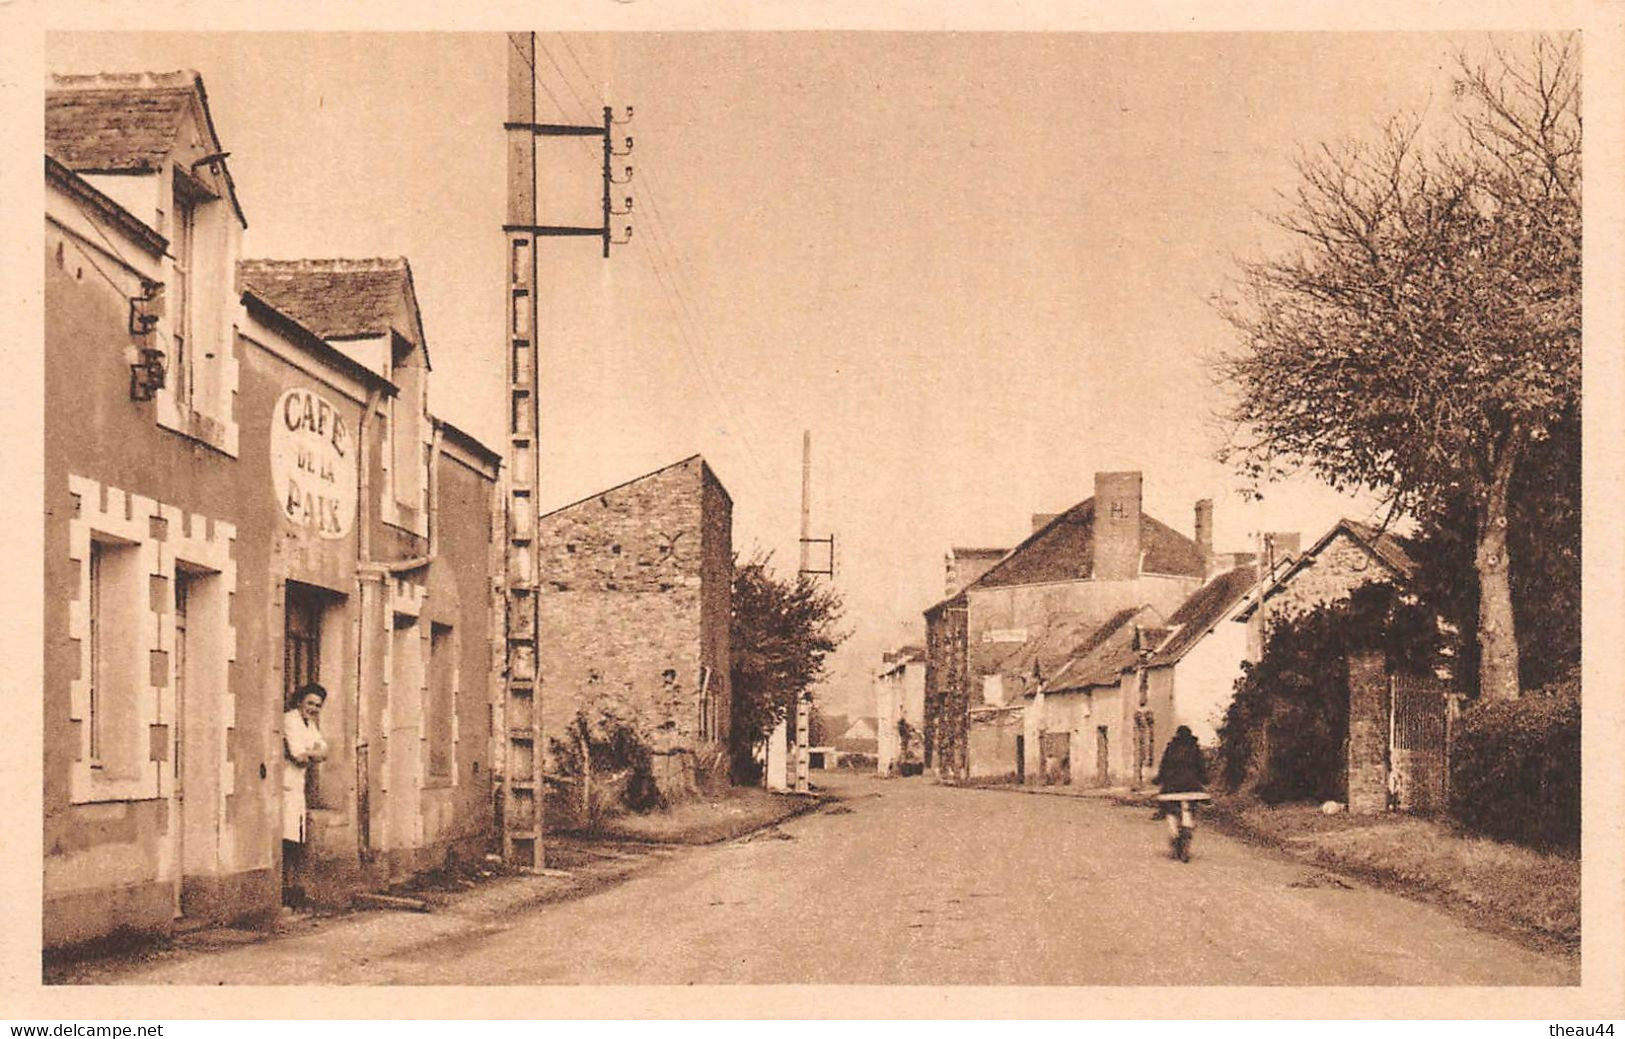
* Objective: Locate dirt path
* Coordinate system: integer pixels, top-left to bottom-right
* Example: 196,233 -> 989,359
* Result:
52,773 -> 1577,986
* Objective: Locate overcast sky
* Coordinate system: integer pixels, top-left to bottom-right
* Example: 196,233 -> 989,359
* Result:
49,30 -> 1518,715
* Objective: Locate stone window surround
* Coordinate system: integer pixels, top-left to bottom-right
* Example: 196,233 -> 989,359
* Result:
153,163 -> 241,459
67,474 -> 237,807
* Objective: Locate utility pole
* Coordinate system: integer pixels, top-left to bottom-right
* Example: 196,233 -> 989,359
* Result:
500,31 -> 632,870
791,429 -> 836,794
799,430 -> 812,576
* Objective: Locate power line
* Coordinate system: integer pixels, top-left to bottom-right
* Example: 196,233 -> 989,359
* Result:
552,47 -> 781,501
557,34 -> 596,98
537,37 -> 592,122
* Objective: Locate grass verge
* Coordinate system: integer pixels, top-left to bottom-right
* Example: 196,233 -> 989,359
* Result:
1208,798 -> 1579,953
580,786 -> 822,845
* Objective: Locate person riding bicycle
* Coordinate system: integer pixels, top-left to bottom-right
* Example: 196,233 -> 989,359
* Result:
1152,725 -> 1207,840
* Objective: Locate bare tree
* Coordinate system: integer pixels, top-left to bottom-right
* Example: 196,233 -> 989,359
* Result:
1218,36 -> 1580,701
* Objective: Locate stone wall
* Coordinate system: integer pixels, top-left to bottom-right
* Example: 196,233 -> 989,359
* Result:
535,457 -> 729,794
924,599 -> 969,780
1346,650 -> 1389,814
1259,531 -> 1397,630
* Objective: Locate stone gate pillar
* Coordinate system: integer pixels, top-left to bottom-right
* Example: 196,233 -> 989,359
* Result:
1346,650 -> 1389,814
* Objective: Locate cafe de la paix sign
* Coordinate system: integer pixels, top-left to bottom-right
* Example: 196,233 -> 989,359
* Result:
272,388 -> 357,540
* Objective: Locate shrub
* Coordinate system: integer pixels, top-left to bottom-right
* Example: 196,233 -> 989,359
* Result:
548,708 -> 664,820
1450,671 -> 1579,850
1217,582 -> 1442,803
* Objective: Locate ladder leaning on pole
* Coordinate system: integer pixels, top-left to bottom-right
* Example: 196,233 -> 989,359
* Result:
499,31 -> 633,868
502,30 -> 544,869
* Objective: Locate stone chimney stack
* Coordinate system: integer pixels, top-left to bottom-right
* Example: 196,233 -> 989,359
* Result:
1092,471 -> 1142,581
1263,531 -> 1301,573
1195,498 -> 1215,578
1031,513 -> 1059,533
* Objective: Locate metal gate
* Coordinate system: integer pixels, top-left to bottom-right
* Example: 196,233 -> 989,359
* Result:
1390,672 -> 1452,813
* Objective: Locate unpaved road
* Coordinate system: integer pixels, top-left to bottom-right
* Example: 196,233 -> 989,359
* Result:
54,773 -> 1577,985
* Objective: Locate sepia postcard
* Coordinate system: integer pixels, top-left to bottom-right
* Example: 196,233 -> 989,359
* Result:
3,0 -> 1623,1022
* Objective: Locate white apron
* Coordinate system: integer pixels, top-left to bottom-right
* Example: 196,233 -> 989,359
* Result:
282,708 -> 328,843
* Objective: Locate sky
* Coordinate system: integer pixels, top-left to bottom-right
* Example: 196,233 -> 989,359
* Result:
48,30 -> 1516,717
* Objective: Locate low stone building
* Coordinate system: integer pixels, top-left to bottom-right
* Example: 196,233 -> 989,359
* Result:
924,472 -> 1215,781
534,456 -> 732,801
1235,519 -> 1417,660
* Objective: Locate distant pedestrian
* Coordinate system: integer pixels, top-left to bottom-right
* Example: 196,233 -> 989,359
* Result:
283,682 -> 329,905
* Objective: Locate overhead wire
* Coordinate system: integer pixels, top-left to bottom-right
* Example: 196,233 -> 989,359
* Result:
543,37 -> 782,503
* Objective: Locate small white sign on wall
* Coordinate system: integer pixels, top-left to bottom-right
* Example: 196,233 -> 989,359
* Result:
272,388 -> 357,539
982,628 -> 1028,643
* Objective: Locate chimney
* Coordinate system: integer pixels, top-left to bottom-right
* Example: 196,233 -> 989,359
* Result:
944,550 -> 957,599
1092,471 -> 1142,581
1194,499 -> 1215,578
1263,531 -> 1301,573
1031,513 -> 1059,533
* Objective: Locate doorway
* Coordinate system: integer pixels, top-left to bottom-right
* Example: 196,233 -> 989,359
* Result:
1096,726 -> 1110,786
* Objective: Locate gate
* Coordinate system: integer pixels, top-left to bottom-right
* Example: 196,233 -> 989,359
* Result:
1390,671 -> 1452,813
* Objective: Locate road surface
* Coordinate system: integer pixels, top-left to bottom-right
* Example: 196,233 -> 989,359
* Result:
55,772 -> 1576,986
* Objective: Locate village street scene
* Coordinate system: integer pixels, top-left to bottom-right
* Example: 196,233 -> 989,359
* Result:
39,28 -> 1585,994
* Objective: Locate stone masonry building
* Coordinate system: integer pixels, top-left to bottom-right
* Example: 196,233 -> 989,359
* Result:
534,456 -> 732,800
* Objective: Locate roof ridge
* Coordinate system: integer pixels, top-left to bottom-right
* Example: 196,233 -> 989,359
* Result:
240,256 -> 408,271
537,454 -> 707,520
49,70 -> 200,92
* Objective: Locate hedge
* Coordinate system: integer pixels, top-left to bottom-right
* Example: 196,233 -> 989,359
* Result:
1449,671 -> 1579,850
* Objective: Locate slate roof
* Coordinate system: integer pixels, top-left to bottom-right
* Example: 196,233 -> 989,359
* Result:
1038,605 -> 1163,695
972,498 -> 1205,589
1342,520 -> 1419,578
47,74 -> 196,171
237,258 -> 420,345
1147,565 -> 1259,666
46,71 -> 246,227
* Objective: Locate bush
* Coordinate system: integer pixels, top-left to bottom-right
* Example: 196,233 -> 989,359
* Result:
548,708 -> 664,821
1217,582 -> 1442,803
1450,671 -> 1579,850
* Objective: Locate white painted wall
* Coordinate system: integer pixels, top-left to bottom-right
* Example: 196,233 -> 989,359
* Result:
1168,613 -> 1250,746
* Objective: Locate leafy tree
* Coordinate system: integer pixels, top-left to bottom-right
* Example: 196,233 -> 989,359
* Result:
729,551 -> 847,782
1217,37 -> 1580,701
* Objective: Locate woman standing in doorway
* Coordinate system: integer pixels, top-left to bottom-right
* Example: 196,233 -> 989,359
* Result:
282,682 -> 329,906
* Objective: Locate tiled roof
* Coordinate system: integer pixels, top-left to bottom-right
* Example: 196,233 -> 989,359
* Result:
46,72 -> 197,171
237,258 -> 416,343
1002,607 -> 1139,687
1038,606 -> 1161,695
971,498 -> 1205,590
1148,565 -> 1258,666
47,70 -> 248,228
1342,520 -> 1419,579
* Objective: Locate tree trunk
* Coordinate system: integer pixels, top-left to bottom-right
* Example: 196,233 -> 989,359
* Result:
1476,441 -> 1523,701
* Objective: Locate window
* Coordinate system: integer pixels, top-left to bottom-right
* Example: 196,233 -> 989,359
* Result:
169,182 -> 196,404
284,583 -> 324,702
87,542 -> 102,763
82,537 -> 144,785
153,168 -> 238,456
426,624 -> 456,783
